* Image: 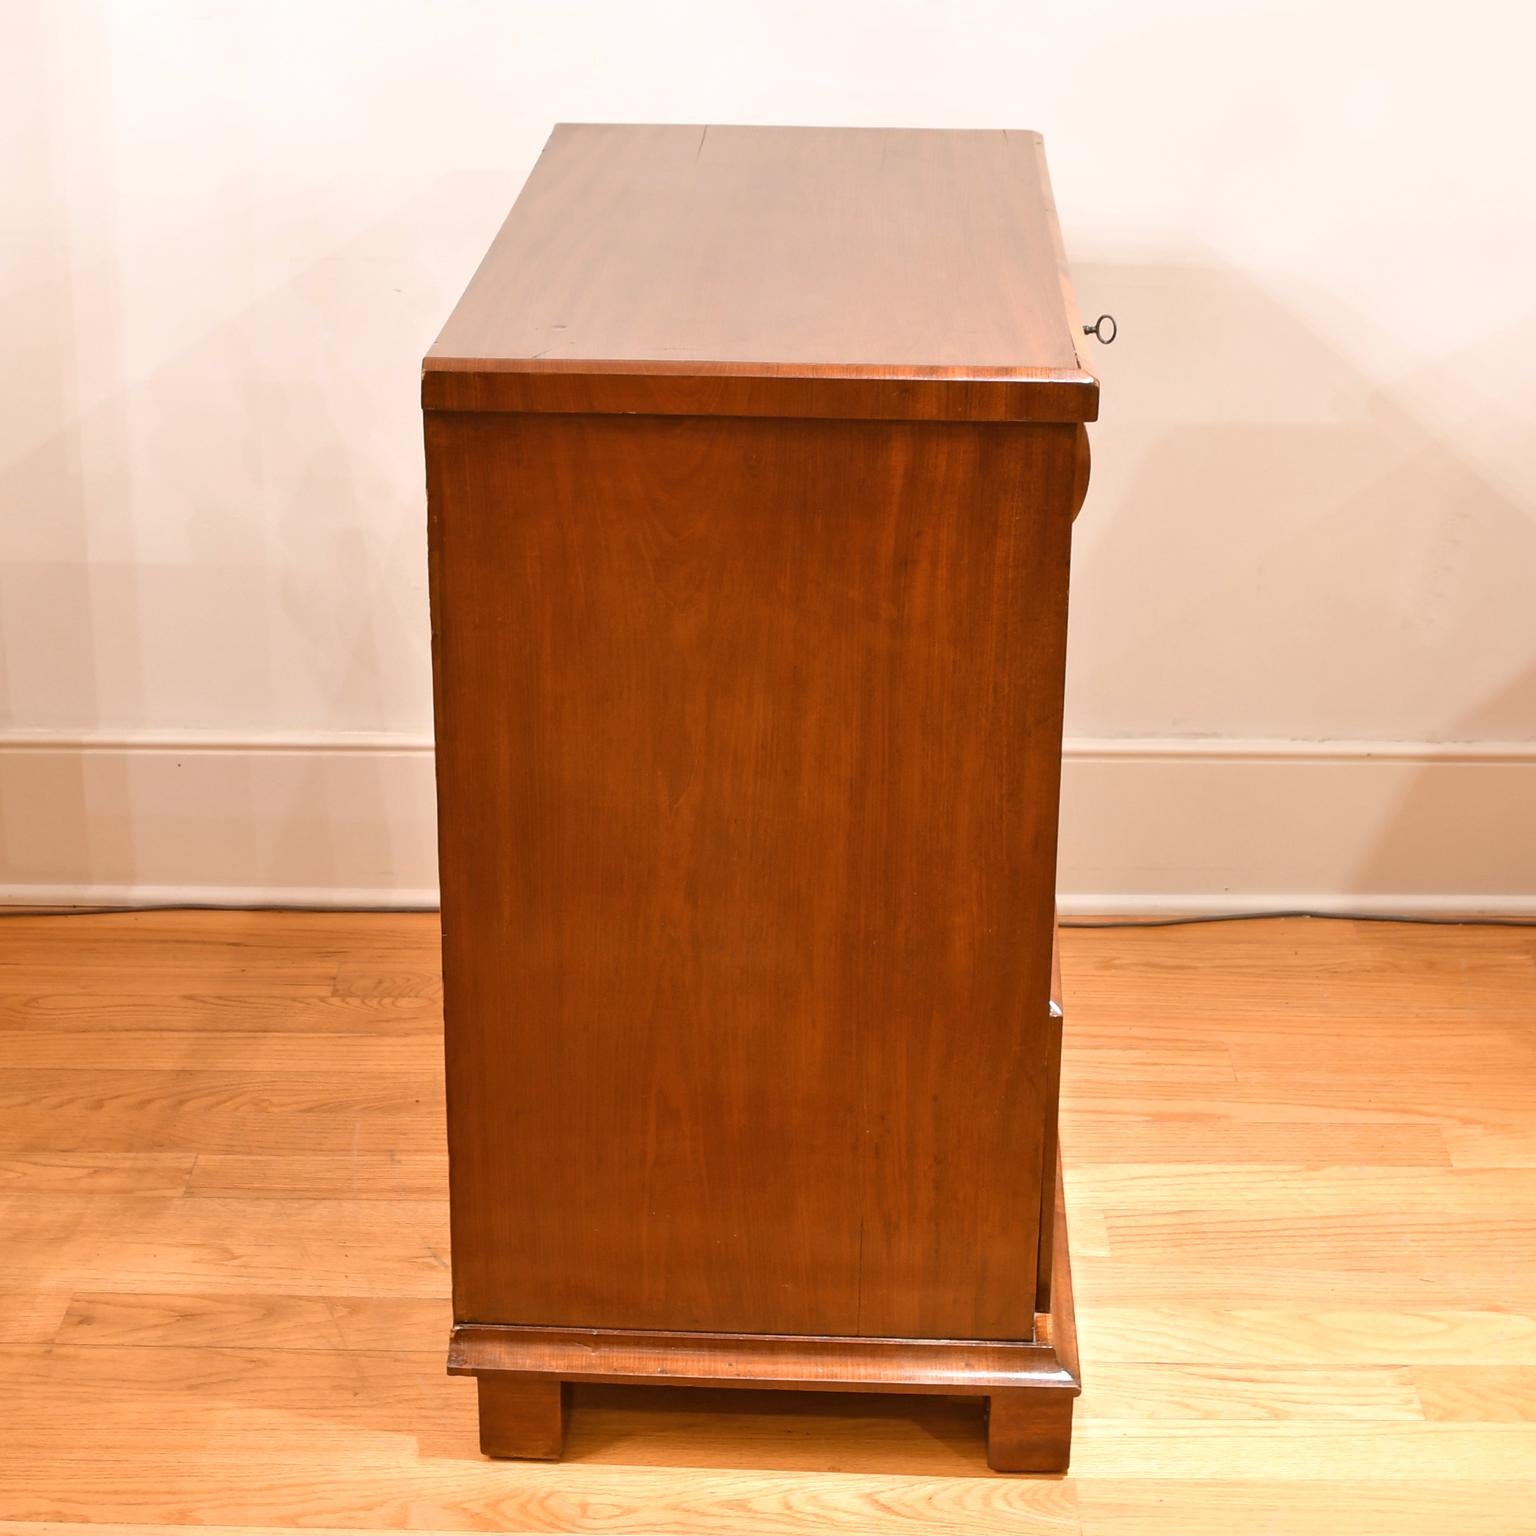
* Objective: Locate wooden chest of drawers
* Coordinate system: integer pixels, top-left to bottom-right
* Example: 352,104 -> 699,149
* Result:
424,123 -> 1097,1472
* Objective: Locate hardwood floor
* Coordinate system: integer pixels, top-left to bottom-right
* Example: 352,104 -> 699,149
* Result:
0,910 -> 1533,1533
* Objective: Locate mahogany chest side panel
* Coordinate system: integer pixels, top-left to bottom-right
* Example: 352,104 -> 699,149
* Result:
426,409 -> 1077,1342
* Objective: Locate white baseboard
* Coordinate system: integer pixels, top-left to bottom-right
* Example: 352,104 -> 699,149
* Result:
0,731 -> 440,911
1056,737 -> 1536,917
2,732 -> 1533,915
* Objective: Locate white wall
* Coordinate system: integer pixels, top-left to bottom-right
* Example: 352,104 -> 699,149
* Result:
4,0 -> 1534,910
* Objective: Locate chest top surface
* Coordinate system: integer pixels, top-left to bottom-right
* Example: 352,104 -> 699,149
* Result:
424,124 -> 1097,423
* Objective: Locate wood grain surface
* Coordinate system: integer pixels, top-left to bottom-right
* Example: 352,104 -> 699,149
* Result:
423,124 -> 1098,422
2,910 -> 1535,1532
428,411 -> 1077,1342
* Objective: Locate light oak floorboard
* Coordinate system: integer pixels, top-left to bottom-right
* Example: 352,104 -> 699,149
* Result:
0,910 -> 1532,1533
1411,1365 -> 1536,1421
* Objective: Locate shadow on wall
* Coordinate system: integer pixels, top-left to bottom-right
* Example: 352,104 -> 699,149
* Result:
6,139 -> 1534,903
1063,255 -> 1536,901
0,4 -> 139,894
1349,666 -> 1536,904
1068,255 -> 1536,739
0,6 -> 438,901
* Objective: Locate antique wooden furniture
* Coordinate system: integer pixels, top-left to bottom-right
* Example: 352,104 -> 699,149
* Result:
423,123 -> 1098,1473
